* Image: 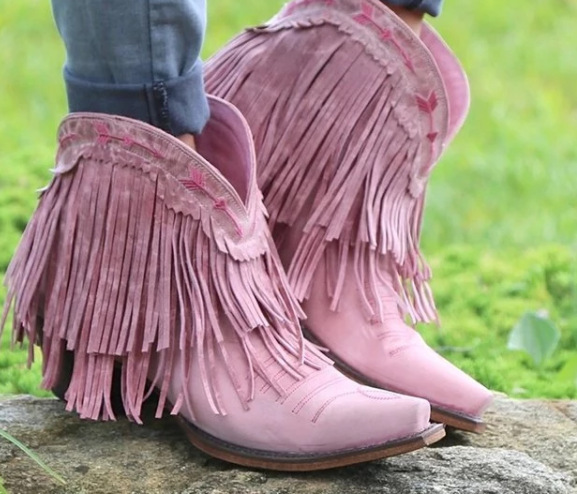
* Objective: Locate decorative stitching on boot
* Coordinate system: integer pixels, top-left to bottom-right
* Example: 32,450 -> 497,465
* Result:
91,122 -> 165,159
57,114 -> 270,259
413,90 -> 440,190
179,168 -> 244,237
94,122 -> 112,145
352,3 -> 414,71
276,365 -> 330,404
180,168 -> 206,191
58,133 -> 78,146
122,136 -> 135,148
292,376 -> 343,414
311,391 -> 358,423
214,198 -> 228,211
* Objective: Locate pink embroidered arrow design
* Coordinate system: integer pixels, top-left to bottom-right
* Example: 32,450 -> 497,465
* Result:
180,169 -> 206,191
415,92 -> 438,114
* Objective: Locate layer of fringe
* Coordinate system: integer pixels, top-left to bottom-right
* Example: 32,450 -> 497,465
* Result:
206,1 -> 450,324
1,140 -> 325,422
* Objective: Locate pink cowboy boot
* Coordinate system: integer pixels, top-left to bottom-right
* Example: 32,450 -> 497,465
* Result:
206,0 -> 494,432
1,96 -> 444,471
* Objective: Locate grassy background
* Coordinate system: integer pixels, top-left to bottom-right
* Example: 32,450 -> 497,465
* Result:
0,0 -> 576,398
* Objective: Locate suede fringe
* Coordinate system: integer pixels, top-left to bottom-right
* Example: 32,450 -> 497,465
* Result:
206,1 -> 450,324
1,122 -> 320,422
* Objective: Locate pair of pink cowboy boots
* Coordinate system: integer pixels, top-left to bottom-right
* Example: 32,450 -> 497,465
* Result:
2,0 -> 492,471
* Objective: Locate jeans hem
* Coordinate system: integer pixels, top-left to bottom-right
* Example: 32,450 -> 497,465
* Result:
64,59 -> 210,135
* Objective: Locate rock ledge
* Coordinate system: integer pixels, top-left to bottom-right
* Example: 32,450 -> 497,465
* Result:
0,395 -> 575,494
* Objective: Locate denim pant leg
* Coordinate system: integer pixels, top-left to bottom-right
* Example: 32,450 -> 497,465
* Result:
51,0 -> 209,135
385,0 -> 443,16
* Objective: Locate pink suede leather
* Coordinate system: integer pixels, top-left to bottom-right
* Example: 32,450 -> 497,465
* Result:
2,95 -> 434,457
166,319 -> 431,453
298,246 -> 493,420
154,97 -> 433,453
205,0 -> 494,425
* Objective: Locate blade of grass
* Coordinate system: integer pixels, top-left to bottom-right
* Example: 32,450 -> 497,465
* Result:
0,429 -> 65,485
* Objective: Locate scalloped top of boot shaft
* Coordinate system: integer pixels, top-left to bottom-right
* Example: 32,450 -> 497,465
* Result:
54,96 -> 269,262
268,0 -> 470,148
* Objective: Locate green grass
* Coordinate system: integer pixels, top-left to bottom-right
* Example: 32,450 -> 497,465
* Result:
425,2 -> 577,249
0,0 -> 576,398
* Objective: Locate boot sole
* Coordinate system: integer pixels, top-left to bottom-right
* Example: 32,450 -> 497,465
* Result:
51,351 -> 446,470
303,329 -> 487,434
175,416 -> 445,471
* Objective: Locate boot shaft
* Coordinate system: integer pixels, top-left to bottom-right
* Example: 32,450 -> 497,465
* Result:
206,0 -> 470,324
1,97 -> 312,421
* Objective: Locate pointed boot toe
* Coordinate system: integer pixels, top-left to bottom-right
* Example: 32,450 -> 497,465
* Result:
303,253 -> 493,433
171,342 -> 443,468
336,387 -> 433,445
380,341 -> 495,432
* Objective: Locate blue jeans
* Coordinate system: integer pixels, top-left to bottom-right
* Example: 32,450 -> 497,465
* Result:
51,0 -> 442,135
52,0 -> 209,135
